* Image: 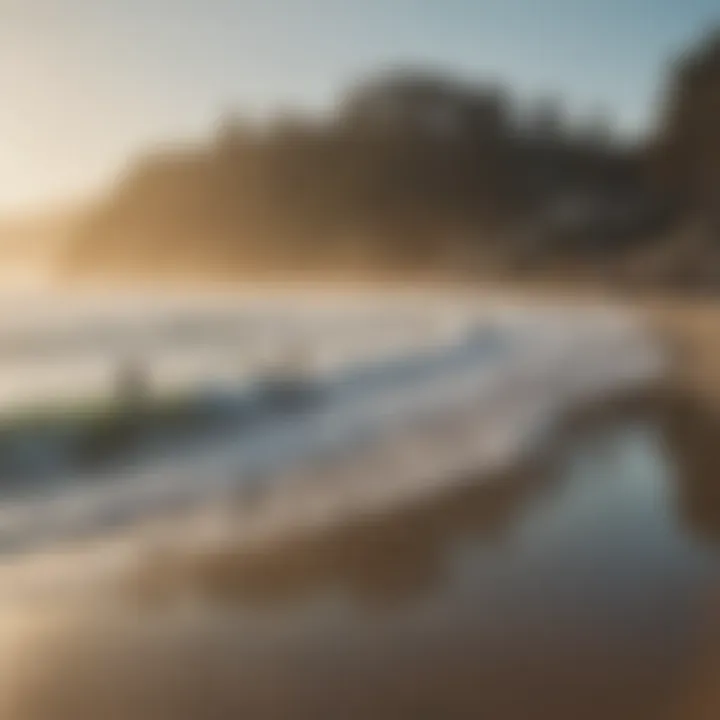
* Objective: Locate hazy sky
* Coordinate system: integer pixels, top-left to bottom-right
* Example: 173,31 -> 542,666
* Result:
0,0 -> 717,212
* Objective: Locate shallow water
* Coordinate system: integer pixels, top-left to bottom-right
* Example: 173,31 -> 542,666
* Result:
3,398 -> 720,720
0,296 -> 655,557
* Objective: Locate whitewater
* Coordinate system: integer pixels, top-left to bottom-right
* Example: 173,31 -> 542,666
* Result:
0,289 -> 665,602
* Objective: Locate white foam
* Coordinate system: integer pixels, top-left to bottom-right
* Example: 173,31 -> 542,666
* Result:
0,295 -> 665,604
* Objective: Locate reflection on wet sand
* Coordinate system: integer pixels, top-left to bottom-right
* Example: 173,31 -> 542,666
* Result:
4,398 -> 720,720
132,468 -> 541,609
662,397 -> 720,546
656,397 -> 720,720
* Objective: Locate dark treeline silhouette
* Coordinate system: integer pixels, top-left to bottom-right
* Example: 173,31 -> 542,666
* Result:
65,31 -> 720,286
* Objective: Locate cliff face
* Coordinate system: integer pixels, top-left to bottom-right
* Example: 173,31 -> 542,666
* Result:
654,32 -> 720,229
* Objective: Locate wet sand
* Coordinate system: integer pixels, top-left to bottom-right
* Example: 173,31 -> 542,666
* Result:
2,391 -> 720,720
1,295 -> 719,720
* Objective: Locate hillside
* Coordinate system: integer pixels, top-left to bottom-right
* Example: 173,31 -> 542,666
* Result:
59,32 -> 720,287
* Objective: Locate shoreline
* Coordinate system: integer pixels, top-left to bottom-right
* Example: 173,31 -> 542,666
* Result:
0,309 -> 663,610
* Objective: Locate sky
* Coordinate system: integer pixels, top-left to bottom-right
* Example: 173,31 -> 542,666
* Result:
0,0 -> 718,213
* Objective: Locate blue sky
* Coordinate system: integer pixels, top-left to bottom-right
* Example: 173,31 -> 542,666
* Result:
0,0 -> 717,211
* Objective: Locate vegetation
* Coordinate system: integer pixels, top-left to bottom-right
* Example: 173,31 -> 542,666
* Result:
62,32 -> 720,287
0,391 -> 206,479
